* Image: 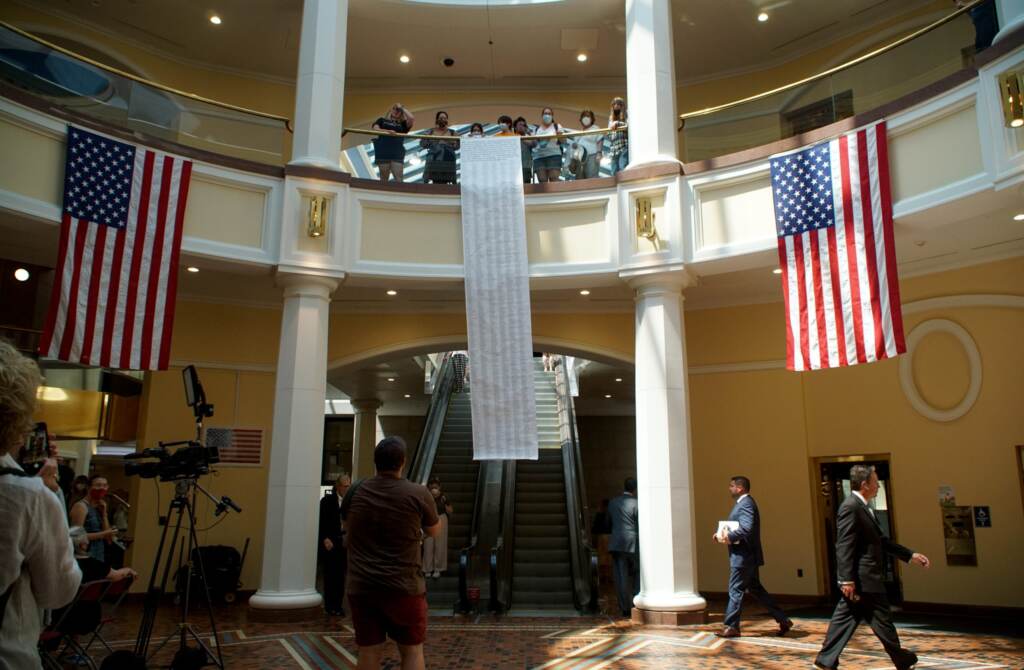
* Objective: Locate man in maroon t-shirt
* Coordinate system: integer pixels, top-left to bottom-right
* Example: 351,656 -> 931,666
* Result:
341,436 -> 440,669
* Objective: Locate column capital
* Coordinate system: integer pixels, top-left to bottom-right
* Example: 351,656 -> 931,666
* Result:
620,265 -> 697,293
275,271 -> 342,299
350,398 -> 382,413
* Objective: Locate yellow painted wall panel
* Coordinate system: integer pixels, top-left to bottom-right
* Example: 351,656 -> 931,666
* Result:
359,207 -> 463,264
0,119 -> 63,206
525,205 -> 608,265
182,178 -> 265,248
698,176 -> 775,251
890,106 -> 983,202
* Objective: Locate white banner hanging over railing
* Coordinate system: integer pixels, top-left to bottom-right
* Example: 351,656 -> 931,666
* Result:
460,137 -> 538,461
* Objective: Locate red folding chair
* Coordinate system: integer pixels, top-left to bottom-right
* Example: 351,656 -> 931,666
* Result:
82,575 -> 135,656
38,579 -> 112,670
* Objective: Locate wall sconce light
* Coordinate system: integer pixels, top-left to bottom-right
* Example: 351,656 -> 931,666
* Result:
635,197 -> 658,240
308,196 -> 328,238
1000,70 -> 1024,128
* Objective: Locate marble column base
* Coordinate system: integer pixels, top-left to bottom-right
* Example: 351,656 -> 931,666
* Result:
632,607 -> 707,626
247,604 -> 324,624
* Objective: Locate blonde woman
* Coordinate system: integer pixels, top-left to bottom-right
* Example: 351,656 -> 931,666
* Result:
0,341 -> 82,666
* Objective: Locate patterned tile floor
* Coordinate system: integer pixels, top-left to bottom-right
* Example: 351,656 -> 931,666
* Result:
52,599 -> 1024,669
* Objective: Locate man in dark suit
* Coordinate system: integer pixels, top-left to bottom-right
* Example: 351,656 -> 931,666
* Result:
319,473 -> 351,616
814,465 -> 930,670
607,477 -> 639,618
714,476 -> 792,638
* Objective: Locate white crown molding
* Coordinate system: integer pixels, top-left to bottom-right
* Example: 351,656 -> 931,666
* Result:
0,188 -> 60,225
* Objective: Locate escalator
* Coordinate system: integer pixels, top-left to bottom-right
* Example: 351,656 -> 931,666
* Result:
406,355 -> 481,611
492,357 -> 598,614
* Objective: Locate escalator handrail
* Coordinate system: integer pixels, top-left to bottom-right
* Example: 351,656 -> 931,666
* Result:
408,355 -> 456,484
455,459 -> 485,613
489,459 -> 516,612
554,357 -> 600,612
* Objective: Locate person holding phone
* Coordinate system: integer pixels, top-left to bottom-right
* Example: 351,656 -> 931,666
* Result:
69,475 -> 116,562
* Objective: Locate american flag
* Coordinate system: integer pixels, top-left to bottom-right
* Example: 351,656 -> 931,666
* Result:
39,126 -> 193,370
206,428 -> 263,466
771,121 -> 905,371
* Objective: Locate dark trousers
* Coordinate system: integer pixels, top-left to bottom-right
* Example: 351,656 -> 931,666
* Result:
723,564 -> 786,630
610,551 -> 639,616
321,546 -> 347,612
815,592 -> 916,670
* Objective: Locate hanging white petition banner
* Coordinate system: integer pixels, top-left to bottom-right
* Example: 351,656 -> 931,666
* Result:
460,137 -> 538,461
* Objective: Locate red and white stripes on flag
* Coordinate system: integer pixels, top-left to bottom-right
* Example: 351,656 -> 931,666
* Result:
770,121 -> 905,372
39,126 -> 192,370
206,428 -> 263,466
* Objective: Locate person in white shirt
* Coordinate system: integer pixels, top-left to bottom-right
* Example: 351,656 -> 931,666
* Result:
0,341 -> 82,669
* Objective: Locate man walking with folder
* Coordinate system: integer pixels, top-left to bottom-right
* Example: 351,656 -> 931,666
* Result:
714,476 -> 792,638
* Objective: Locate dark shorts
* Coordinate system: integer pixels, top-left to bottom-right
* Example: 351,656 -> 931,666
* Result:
348,592 -> 427,647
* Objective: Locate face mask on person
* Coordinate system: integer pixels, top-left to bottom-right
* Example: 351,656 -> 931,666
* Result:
89,488 -> 107,501
500,122 -> 511,131
471,131 -> 483,137
542,113 -> 553,124
581,117 -> 593,128
438,118 -> 448,128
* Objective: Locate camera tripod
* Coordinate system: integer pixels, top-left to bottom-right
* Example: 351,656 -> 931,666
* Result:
131,477 -> 229,669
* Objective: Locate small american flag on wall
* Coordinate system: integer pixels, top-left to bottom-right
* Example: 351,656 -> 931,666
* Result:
206,428 -> 263,466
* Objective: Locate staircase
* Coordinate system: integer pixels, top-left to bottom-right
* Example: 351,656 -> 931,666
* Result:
423,389 -> 479,610
511,362 -> 575,611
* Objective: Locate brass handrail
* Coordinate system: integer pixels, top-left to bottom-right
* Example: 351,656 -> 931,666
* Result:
342,124 -> 626,141
679,0 -> 984,122
0,20 -> 292,129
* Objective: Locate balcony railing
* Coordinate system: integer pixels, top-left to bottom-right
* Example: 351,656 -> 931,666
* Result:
679,1 -> 986,164
0,21 -> 291,165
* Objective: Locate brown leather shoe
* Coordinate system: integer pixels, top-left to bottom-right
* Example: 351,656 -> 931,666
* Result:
778,618 -> 793,636
716,626 -> 740,638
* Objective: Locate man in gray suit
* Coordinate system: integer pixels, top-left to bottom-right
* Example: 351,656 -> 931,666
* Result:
714,476 -> 792,638
607,477 -> 639,618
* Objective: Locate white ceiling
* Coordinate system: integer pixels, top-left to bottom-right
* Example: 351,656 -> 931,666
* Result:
16,0 -> 942,91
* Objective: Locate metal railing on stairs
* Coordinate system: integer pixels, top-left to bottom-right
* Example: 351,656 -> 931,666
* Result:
407,354 -> 456,485
554,356 -> 599,613
489,459 -> 517,613
456,450 -> 487,614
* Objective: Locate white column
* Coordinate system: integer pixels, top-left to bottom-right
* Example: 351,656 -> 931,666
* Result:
250,274 -> 339,611
624,0 -> 679,168
290,0 -> 348,169
995,0 -> 1024,42
628,270 -> 705,618
350,399 -> 382,481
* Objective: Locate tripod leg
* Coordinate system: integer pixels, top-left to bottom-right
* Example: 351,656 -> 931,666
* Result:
135,491 -> 188,660
182,496 -> 226,669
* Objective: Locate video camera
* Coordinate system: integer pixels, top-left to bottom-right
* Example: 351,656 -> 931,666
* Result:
124,365 -> 218,481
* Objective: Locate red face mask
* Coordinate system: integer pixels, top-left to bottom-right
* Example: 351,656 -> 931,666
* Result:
89,489 -> 107,501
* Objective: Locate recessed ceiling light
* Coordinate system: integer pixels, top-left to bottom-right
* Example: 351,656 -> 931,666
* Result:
209,14 -> 222,25
772,268 -> 782,275
579,289 -> 590,296
1012,119 -> 1024,128
386,290 -> 398,296
604,394 -> 612,399
757,11 -> 769,22
387,377 -> 396,382
186,266 -> 199,273
404,393 -> 411,398
399,54 -> 411,64
1014,213 -> 1024,221
576,53 -> 588,62
13,268 -> 30,282
615,377 -> 623,383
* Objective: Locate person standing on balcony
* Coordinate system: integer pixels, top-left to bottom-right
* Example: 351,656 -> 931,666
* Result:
495,115 -> 516,136
532,107 -> 565,183
514,117 -> 536,184
422,478 -> 452,579
372,103 -> 415,183
568,109 -> 602,180
420,111 -> 458,185
608,477 -> 639,618
607,97 -> 628,175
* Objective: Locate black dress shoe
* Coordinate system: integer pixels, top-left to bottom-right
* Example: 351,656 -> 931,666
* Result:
778,618 -> 793,636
